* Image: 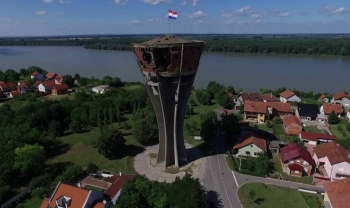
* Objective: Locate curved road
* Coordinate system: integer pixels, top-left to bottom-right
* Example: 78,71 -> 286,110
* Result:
202,131 -> 325,208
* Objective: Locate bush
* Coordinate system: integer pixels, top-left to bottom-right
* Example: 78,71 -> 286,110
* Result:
30,174 -> 52,189
31,187 -> 47,198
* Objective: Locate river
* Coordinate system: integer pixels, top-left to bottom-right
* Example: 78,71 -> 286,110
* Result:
0,46 -> 349,93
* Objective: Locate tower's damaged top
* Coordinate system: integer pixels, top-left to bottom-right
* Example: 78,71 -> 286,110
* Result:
132,35 -> 205,77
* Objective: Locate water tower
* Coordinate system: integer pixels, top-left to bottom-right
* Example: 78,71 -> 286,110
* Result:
132,35 -> 205,168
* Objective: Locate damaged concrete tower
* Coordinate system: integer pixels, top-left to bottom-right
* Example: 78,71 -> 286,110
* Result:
132,35 -> 205,168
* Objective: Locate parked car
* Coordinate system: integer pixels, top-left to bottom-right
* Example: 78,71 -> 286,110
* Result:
194,136 -> 203,141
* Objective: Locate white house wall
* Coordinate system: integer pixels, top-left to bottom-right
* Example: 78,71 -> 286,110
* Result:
287,95 -> 301,103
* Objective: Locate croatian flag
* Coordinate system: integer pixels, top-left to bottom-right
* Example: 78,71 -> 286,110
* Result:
168,10 -> 177,20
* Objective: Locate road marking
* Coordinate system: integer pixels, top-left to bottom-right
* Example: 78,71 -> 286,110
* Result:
216,154 -> 233,208
231,171 -> 239,187
209,155 -> 219,192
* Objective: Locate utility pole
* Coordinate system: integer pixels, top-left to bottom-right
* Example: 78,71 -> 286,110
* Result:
239,154 -> 242,171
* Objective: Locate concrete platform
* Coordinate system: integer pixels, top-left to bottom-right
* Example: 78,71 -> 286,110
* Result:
134,143 -> 207,183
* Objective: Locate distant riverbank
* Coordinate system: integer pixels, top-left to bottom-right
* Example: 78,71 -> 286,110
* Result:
1,46 -> 350,93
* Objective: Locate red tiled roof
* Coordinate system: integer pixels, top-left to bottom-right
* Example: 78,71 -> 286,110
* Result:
260,94 -> 279,102
283,114 -> 302,127
40,81 -> 56,87
55,75 -> 63,82
0,82 -> 16,88
313,142 -> 350,165
232,135 -> 267,152
31,71 -> 39,76
333,92 -> 350,101
279,90 -> 295,99
18,82 -> 28,88
40,198 -> 50,208
300,131 -> 336,142
44,183 -> 90,208
10,91 -> 21,97
0,81 -> 4,84
322,103 -> 343,114
227,92 -> 234,97
288,163 -> 306,172
46,72 -> 57,79
244,101 -> 291,114
52,84 -> 69,91
324,178 -> 350,208
240,92 -> 261,102
104,175 -> 134,199
93,202 -> 105,208
280,143 -> 315,166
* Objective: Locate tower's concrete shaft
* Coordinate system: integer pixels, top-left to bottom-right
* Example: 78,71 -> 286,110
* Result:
132,35 -> 205,168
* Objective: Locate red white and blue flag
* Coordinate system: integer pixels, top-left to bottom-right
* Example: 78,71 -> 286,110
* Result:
168,10 -> 177,20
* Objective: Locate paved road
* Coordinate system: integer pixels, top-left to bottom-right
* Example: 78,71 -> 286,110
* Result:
202,131 -> 325,208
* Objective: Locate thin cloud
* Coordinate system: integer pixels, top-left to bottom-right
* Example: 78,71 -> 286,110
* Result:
321,6 -> 349,15
0,18 -> 12,23
251,14 -> 261,19
222,6 -> 253,17
148,18 -> 161,22
36,11 -> 47,16
55,11 -> 65,15
264,9 -> 290,17
188,11 -> 207,18
128,20 -> 141,24
59,0 -> 71,4
299,12 -> 308,16
141,0 -> 172,5
43,0 -> 53,3
115,0 -> 128,6
182,0 -> 200,7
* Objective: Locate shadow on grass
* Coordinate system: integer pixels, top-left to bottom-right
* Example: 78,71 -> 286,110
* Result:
46,140 -> 72,159
254,197 -> 265,205
61,129 -> 91,137
207,190 -> 224,208
121,144 -> 145,158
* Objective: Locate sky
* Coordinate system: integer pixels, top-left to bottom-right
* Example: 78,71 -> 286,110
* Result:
0,0 -> 350,36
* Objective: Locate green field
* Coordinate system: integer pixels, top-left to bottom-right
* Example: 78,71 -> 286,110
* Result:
329,121 -> 350,139
300,192 -> 320,208
84,185 -> 105,192
250,123 -> 272,132
15,197 -> 43,208
50,119 -> 141,174
304,126 -> 329,134
238,183 -> 309,208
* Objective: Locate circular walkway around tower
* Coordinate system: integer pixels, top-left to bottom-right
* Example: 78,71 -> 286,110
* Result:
134,143 -> 208,183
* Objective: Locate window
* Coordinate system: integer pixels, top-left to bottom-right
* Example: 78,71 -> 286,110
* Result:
245,151 -> 250,155
303,161 -> 308,165
254,152 -> 257,156
295,170 -> 299,173
250,145 -> 253,147
296,160 -> 300,164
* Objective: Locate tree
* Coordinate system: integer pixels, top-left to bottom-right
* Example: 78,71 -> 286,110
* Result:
239,104 -> 244,114
254,153 -> 270,174
48,120 -> 63,137
63,75 -> 75,88
13,144 -> 45,176
96,129 -> 126,159
248,190 -> 256,203
226,86 -> 235,94
86,163 -> 98,176
185,120 -> 199,136
206,81 -> 224,100
133,118 -> 158,145
200,111 -> 219,141
221,113 -> 239,135
69,120 -> 82,133
216,89 -> 234,109
328,110 -> 340,124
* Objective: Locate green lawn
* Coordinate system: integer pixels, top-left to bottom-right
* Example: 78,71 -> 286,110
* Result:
123,84 -> 141,91
272,154 -> 283,173
300,192 -> 320,208
16,197 -> 43,208
303,126 -> 329,134
302,99 -> 321,105
238,183 -> 309,208
280,173 -> 313,184
84,185 -> 105,192
250,123 -> 272,132
50,120 -> 141,174
329,121 -> 350,139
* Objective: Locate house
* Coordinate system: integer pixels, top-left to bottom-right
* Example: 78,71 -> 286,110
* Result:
331,92 -> 350,109
92,85 -> 110,94
232,134 -> 267,157
280,143 -> 315,177
269,140 -> 287,154
52,84 -> 69,95
279,89 -> 301,103
234,92 -> 262,110
283,114 -> 302,136
55,75 -> 63,84
40,182 -> 104,208
104,174 -> 134,204
38,81 -> 56,93
244,101 -> 291,123
33,80 -> 42,88
295,103 -> 320,121
0,82 -> 17,93
323,178 -> 350,208
30,71 -> 45,81
46,72 -> 58,80
320,103 -> 343,117
299,131 -> 336,145
318,94 -> 329,103
313,142 -> 350,181
17,82 -> 29,93
9,91 -> 21,98
260,93 -> 279,102
347,109 -> 350,122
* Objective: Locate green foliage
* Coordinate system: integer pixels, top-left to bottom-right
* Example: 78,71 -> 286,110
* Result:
272,117 -> 283,125
14,144 -> 45,176
248,190 -> 256,202
48,120 -> 63,137
86,163 -> 99,175
132,105 -> 158,145
220,113 -> 239,135
328,111 -> 340,124
216,89 -> 234,109
206,81 -> 224,100
185,120 -> 199,136
226,86 -> 235,94
195,90 -> 211,106
200,111 -> 219,141
62,75 -> 75,88
69,120 -> 83,133
266,120 -> 273,128
96,129 -> 126,159
239,104 -> 244,114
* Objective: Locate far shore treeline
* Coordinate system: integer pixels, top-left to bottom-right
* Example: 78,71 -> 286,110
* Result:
0,34 -> 350,56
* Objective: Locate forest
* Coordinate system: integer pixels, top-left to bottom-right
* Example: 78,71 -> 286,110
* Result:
1,36 -> 350,55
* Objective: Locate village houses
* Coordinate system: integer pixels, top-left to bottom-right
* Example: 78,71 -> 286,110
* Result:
232,134 -> 267,157
279,89 -> 301,103
244,100 -> 291,123
331,92 -> 350,109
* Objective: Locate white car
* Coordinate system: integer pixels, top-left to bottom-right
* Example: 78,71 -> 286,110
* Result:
194,136 -> 203,141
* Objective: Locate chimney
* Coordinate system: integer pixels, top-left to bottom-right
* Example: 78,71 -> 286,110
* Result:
336,143 -> 340,147
119,170 -> 122,176
77,181 -> 81,188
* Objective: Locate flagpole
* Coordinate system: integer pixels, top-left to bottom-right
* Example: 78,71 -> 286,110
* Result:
168,9 -> 170,34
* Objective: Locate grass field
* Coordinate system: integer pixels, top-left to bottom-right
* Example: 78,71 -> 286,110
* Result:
15,197 -> 42,208
84,185 -> 105,192
272,154 -> 283,173
300,192 -> 320,208
123,84 -> 141,91
330,121 -> 350,139
50,119 -> 142,174
238,183 -> 309,208
250,123 -> 272,132
304,126 -> 329,134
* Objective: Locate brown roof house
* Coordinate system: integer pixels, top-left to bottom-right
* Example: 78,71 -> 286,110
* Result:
280,143 -> 315,177
31,71 -> 45,81
279,89 -> 301,103
235,92 -> 262,110
46,72 -> 58,80
283,114 -> 302,136
52,84 -> 69,95
244,101 -> 291,123
318,94 -> 329,103
313,142 -> 350,181
320,103 -> 343,117
331,91 -> 350,109
260,93 -> 280,102
0,82 -> 17,93
232,134 -> 267,158
299,132 -> 336,146
323,178 -> 350,208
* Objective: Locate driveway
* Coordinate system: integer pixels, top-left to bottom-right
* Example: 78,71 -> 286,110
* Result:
202,130 -> 325,207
